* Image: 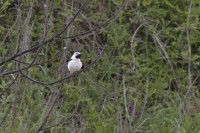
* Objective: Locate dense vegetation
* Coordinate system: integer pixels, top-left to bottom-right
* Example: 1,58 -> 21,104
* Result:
0,0 -> 200,132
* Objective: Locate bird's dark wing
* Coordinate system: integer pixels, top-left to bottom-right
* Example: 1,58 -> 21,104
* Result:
81,63 -> 84,69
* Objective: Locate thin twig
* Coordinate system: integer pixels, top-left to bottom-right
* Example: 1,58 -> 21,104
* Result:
20,44 -> 106,86
153,34 -> 180,88
0,102 -> 12,127
176,0 -> 193,130
184,0 -> 193,98
0,0 -> 89,67
59,0 -> 128,40
40,89 -> 84,131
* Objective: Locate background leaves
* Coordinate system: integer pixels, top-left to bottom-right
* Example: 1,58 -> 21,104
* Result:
0,0 -> 200,132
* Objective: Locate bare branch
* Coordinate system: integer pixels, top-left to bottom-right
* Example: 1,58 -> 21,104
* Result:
0,0 -> 128,79
59,0 -> 128,40
20,44 -> 106,86
0,0 -> 89,66
0,74 -> 20,98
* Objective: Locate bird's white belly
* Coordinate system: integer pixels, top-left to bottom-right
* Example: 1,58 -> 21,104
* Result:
68,60 -> 82,74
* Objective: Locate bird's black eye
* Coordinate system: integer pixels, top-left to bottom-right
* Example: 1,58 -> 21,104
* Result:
76,54 -> 81,59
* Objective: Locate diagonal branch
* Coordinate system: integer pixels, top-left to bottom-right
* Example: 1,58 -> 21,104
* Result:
0,0 -> 128,78
59,0 -> 128,40
0,0 -> 89,67
20,44 -> 106,86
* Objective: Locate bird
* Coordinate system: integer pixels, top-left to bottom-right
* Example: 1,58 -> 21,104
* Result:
67,52 -> 83,74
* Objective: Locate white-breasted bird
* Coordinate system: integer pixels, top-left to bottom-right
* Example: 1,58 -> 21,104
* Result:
67,52 -> 83,74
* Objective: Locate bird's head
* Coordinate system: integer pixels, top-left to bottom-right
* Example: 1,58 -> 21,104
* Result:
71,52 -> 81,59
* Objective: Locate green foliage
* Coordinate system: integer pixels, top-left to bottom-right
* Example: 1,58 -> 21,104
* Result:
0,0 -> 200,132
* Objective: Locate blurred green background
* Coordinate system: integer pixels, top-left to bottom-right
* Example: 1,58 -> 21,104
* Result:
0,0 -> 200,132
